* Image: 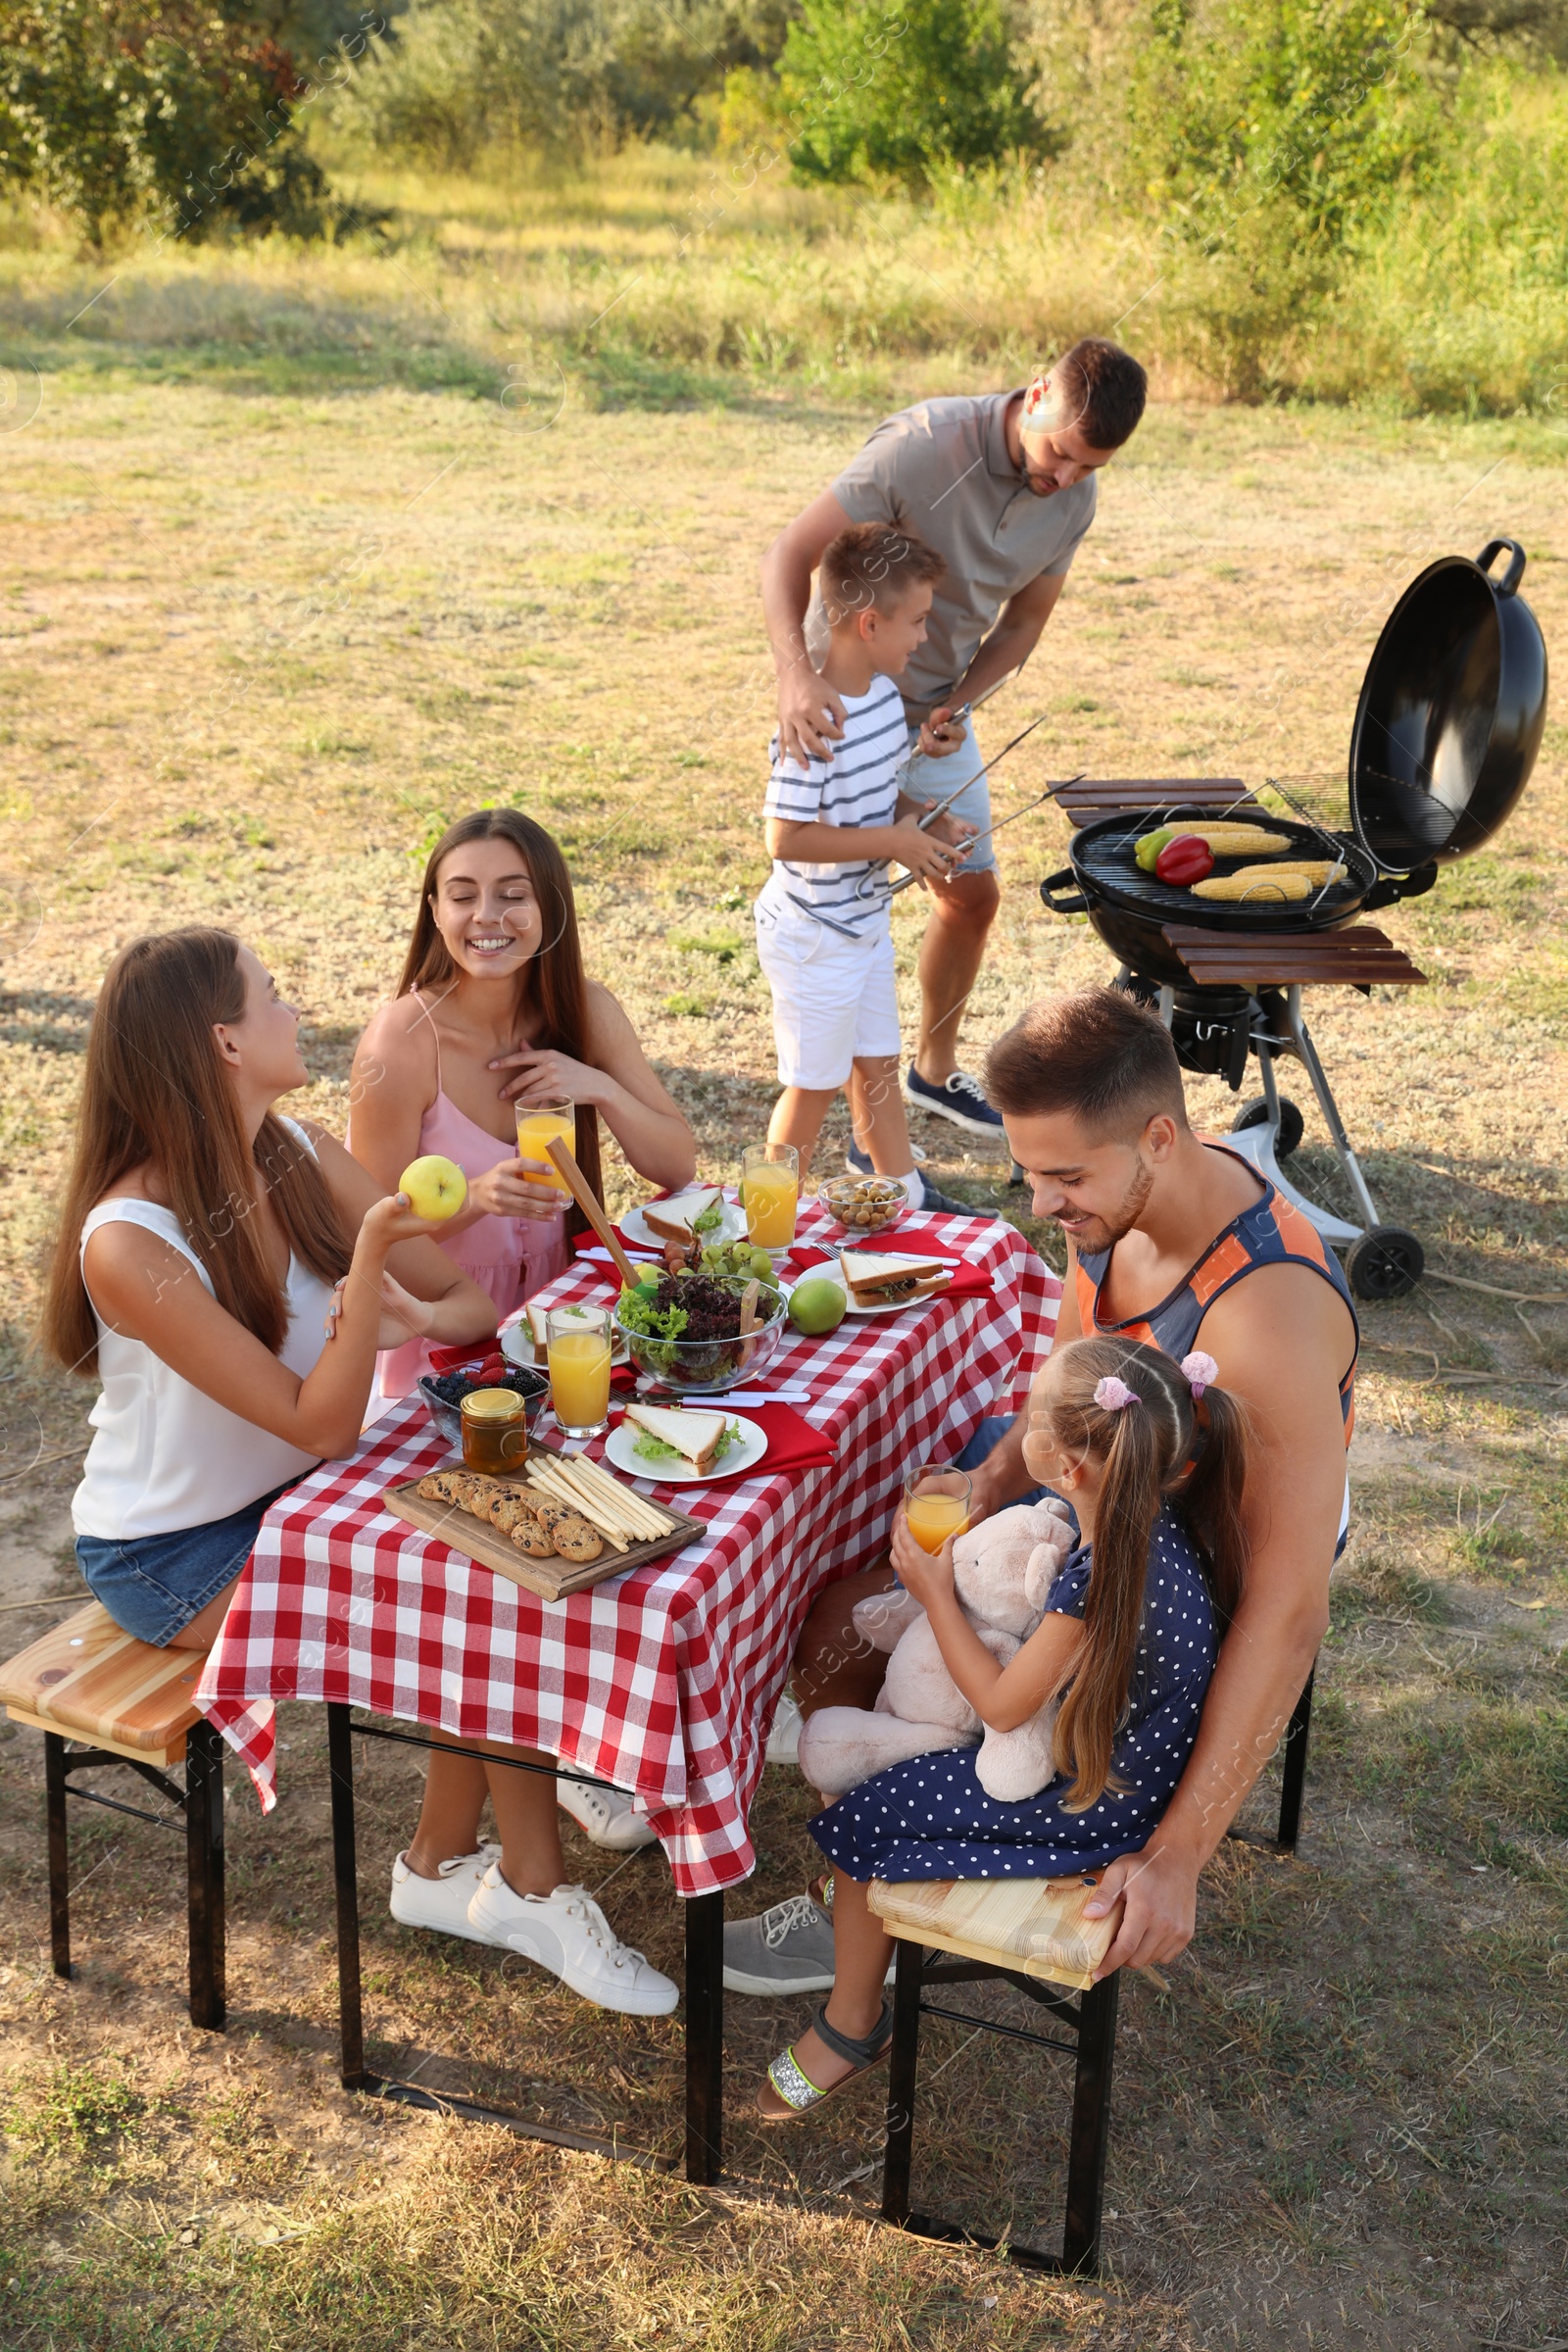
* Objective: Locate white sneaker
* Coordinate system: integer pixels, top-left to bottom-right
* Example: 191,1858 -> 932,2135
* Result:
765,1690 -> 803,1766
557,1775 -> 657,1852
390,1845 -> 504,1944
466,1868 -> 679,2016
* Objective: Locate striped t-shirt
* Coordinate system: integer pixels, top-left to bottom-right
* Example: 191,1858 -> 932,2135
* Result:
762,673 -> 908,934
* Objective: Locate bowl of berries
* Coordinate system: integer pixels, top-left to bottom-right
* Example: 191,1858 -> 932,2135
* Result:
417,1352 -> 550,1449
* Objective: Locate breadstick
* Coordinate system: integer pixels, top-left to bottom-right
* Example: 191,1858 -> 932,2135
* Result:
546,1461 -> 632,1549
576,1455 -> 673,1538
569,1453 -> 665,1536
527,1461 -> 631,1550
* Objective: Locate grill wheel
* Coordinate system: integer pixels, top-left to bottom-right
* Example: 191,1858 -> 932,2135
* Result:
1231,1096 -> 1304,1161
1344,1225 -> 1426,1301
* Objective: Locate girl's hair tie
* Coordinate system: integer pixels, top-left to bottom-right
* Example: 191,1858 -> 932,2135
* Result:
1180,1350 -> 1219,1399
1094,1374 -> 1140,1412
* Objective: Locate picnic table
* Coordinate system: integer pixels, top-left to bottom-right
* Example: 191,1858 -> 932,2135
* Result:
195,1201 -> 1060,2177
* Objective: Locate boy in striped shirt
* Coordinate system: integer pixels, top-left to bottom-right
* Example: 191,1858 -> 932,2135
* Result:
756,524 -> 974,1203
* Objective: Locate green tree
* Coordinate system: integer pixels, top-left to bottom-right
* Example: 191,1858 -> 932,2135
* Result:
1130,0 -> 1441,249
0,0 -> 377,247
774,0 -> 1054,187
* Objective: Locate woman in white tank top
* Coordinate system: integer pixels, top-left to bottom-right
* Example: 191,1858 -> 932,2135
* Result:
40,928 -> 498,1653
42,924 -> 685,2020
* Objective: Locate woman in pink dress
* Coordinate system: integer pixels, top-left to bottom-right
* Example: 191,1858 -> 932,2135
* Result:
350,808 -> 699,1905
350,807 -> 696,1398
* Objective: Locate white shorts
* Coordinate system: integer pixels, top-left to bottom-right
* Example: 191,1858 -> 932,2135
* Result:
755,891 -> 903,1091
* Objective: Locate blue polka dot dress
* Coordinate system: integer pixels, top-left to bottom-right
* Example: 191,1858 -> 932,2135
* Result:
810,1505 -> 1218,1883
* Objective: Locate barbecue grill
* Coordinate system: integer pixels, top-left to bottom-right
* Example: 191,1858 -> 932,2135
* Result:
1038,539 -> 1549,1301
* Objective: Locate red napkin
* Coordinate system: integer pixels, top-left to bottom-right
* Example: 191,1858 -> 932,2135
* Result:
608,1397 -> 836,1474
789,1237 -> 992,1302
427,1341 -> 496,1375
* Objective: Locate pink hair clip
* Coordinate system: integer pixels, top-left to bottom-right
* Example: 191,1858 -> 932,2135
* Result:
1094,1374 -> 1139,1412
1180,1350 -> 1219,1399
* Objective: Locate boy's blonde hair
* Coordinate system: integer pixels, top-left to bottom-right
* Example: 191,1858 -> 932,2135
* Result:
820,521 -> 945,627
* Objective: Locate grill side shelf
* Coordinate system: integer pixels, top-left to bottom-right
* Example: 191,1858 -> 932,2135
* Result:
1159,924 -> 1428,988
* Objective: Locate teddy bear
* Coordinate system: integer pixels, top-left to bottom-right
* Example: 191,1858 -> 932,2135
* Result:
797,1497 -> 1078,1805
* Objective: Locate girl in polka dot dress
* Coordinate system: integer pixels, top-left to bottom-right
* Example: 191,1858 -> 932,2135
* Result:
758,1333 -> 1250,2121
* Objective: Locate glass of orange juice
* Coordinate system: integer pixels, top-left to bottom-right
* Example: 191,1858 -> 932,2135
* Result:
546,1303 -> 612,1439
902,1466 -> 973,1553
515,1098 -> 575,1198
740,1142 -> 799,1250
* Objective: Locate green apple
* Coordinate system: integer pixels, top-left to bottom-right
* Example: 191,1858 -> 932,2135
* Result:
399,1152 -> 468,1221
788,1275 -> 847,1337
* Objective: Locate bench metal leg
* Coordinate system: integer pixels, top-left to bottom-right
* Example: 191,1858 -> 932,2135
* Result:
881,1935 -> 924,2226
326,1701 -> 368,2091
1275,1669 -> 1314,1854
183,1718 -> 226,2032
1061,1972 -> 1119,2274
44,1732 -> 73,1982
1226,1665 -> 1316,1860
683,1888 -> 724,2184
880,1940 -> 1118,2275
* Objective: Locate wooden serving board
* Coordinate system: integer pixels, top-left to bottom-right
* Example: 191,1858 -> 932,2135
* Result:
381,1468 -> 707,1601
869,1874 -> 1116,1992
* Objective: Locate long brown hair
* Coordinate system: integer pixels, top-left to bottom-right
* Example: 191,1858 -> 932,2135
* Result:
399,808 -> 603,1226
40,929 -> 352,1378
1039,1336 -> 1250,1813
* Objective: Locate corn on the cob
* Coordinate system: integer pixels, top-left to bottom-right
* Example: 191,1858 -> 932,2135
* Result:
1170,826 -> 1293,855
1228,859 -> 1346,887
1190,870 -> 1310,903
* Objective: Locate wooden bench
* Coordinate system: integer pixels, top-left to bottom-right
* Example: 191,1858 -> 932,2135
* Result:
0,1601 -> 225,2031
870,1874 -> 1120,2275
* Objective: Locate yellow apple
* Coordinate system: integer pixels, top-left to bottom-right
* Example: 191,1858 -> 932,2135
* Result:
399,1153 -> 468,1221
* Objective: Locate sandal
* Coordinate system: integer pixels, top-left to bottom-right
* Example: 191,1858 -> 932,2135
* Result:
757,2000 -> 894,2123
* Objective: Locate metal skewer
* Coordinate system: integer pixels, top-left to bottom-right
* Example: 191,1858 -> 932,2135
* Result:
853,710 -> 1054,903
885,776 -> 1084,896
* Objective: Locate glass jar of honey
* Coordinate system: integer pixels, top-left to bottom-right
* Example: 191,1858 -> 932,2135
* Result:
460,1387 -> 528,1476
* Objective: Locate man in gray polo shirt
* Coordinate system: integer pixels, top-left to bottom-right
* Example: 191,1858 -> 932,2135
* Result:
760,337 -> 1147,1145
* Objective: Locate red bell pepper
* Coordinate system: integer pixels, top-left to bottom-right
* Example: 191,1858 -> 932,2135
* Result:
1154,834 -> 1215,886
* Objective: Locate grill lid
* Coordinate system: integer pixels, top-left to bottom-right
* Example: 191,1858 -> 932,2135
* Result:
1348,538 -> 1547,873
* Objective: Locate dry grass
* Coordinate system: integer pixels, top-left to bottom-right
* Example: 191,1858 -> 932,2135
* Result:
0,260 -> 1565,2348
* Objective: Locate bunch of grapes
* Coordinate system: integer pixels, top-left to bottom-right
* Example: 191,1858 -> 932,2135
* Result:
700,1239 -> 775,1281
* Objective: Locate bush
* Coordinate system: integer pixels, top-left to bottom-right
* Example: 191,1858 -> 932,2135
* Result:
1112,0 -> 1446,392
771,0 -> 1054,186
337,0 -> 793,160
1129,0 -> 1441,248
0,1 -> 379,248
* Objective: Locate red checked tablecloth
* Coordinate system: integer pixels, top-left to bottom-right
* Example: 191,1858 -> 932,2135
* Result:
195,1206 -> 1060,1896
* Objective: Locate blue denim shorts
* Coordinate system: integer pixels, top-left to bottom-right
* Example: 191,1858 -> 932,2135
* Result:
75,1480 -> 298,1647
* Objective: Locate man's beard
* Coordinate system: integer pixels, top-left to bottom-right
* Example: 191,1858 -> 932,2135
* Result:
1058,1153 -> 1154,1257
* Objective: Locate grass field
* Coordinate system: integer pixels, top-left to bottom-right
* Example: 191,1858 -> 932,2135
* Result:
0,193 -> 1566,2349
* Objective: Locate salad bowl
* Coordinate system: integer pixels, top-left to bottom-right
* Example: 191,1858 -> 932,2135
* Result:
614,1270 -> 789,1395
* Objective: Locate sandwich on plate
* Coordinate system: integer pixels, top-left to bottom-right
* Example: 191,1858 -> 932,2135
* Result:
623,1402 -> 738,1472
839,1249 -> 952,1306
642,1187 -> 723,1247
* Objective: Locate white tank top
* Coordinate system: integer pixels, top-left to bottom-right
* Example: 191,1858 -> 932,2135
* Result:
72,1121 -> 336,1542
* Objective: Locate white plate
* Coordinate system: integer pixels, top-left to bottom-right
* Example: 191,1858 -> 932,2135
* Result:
604,1414 -> 769,1485
620,1192 -> 749,1250
805,1257 -> 951,1319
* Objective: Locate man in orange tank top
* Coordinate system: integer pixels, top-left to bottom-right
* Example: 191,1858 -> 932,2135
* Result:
722,986 -> 1355,2002
973,988 -> 1356,1976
